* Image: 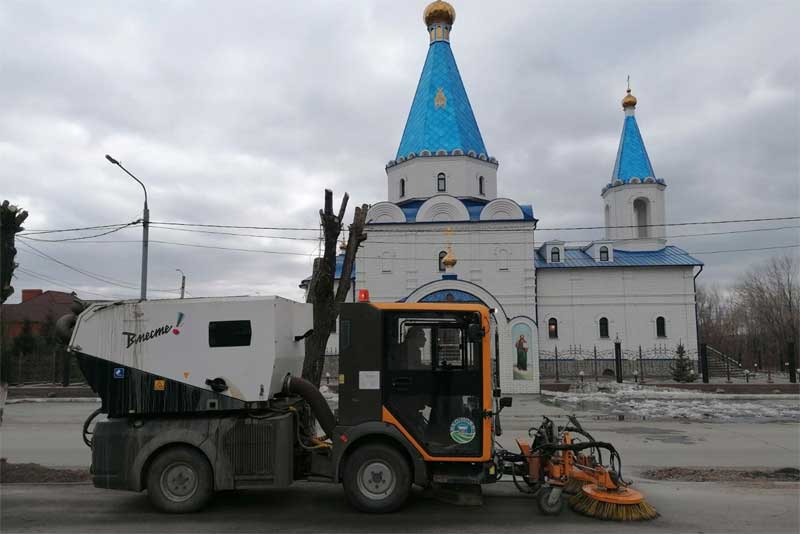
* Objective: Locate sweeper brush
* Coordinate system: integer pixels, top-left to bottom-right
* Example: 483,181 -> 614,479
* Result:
502,415 -> 659,521
570,484 -> 659,521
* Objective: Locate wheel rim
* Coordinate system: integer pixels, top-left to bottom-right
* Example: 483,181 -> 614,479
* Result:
356,460 -> 396,501
159,461 -> 199,503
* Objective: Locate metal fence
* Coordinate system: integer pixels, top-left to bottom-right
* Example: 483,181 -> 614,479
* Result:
0,349 -> 84,386
538,344 -> 698,382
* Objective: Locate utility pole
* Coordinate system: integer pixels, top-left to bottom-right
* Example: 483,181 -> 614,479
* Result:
105,155 -> 148,300
176,269 -> 186,299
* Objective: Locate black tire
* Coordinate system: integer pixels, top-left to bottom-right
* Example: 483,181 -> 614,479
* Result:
146,446 -> 213,513
342,444 -> 411,513
537,487 -> 565,516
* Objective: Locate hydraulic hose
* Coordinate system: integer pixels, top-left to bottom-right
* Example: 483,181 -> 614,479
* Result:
282,375 -> 337,437
82,407 -> 103,448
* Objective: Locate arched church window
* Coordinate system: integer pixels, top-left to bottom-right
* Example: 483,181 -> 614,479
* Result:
550,247 -> 561,263
634,198 -> 649,238
599,246 -> 609,262
548,318 -> 558,339
399,178 -> 405,198
497,248 -> 509,271
381,251 -> 393,273
599,317 -> 609,338
479,176 -> 485,195
437,172 -> 446,192
438,250 -> 447,272
656,316 -> 667,338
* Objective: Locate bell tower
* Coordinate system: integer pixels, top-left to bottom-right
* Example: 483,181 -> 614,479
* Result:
602,87 -> 667,251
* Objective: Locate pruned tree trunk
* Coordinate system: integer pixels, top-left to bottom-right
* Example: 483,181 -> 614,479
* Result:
302,190 -> 368,387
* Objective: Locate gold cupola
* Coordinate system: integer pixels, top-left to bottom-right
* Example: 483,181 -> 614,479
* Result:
622,88 -> 638,109
424,1 -> 456,43
424,1 -> 456,26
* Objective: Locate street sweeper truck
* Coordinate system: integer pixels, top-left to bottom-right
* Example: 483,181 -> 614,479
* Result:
59,295 -> 657,520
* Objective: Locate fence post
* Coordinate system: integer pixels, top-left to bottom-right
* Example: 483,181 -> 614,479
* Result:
61,349 -> 71,387
554,346 -> 560,383
725,350 -> 732,384
787,342 -> 797,384
700,343 -> 709,384
638,345 -> 645,384
593,345 -> 598,382
614,341 -> 622,383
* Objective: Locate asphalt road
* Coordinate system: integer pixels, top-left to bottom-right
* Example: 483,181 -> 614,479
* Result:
1,398 -> 799,533
2,479 -> 798,533
3,399 -> 799,469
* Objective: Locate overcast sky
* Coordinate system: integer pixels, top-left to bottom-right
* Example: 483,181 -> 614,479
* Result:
2,0 -> 798,303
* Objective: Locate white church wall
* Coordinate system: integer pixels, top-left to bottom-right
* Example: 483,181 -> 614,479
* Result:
386,155 -> 498,203
536,265 -> 698,358
357,220 -> 540,393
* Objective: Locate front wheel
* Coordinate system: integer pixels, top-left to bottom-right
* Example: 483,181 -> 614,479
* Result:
146,446 -> 213,513
537,486 -> 565,516
342,444 -> 411,513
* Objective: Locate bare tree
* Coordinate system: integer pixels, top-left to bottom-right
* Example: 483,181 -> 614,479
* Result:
302,190 -> 368,387
735,254 -> 799,368
697,254 -> 799,369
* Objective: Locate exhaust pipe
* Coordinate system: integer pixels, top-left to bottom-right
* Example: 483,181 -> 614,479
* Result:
282,375 -> 337,437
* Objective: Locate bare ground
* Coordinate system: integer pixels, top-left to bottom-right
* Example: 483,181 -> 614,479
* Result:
0,458 -> 90,483
641,466 -> 800,482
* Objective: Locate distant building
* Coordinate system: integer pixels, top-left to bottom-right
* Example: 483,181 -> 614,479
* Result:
1,289 -> 80,339
304,1 -> 703,392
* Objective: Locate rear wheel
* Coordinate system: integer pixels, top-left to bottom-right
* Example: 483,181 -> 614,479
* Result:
146,446 -> 213,513
343,444 -> 411,513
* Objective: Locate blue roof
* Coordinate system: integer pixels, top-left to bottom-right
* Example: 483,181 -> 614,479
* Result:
535,245 -> 703,269
611,114 -> 656,183
395,198 -> 535,223
299,254 -> 353,287
396,41 -> 487,159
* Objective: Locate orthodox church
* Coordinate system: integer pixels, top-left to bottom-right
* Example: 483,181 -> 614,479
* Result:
309,1 -> 703,393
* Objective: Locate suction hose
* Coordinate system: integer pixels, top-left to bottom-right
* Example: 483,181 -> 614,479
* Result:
282,375 -> 337,437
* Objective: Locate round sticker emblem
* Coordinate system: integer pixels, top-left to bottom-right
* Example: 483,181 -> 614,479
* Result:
449,417 -> 476,444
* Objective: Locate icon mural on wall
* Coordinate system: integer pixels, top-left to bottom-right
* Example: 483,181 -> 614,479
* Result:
512,323 -> 534,380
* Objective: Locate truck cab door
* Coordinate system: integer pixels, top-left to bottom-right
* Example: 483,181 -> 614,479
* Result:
382,312 -> 487,460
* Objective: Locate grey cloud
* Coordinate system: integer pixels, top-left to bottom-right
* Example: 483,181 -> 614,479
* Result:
2,0 -> 798,302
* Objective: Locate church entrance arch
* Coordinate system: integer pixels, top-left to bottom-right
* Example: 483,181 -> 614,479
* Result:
404,280 -> 508,322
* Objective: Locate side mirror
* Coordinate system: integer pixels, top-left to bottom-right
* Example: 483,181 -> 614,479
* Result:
499,396 -> 513,408
467,323 -> 485,342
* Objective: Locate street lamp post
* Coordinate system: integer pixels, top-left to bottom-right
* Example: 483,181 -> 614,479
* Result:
176,269 -> 186,299
105,155 -> 149,300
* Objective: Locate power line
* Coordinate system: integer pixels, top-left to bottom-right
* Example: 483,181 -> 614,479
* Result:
17,240 -> 181,293
17,214 -> 800,238
367,215 -> 800,233
688,244 -> 800,255
149,240 -> 313,256
139,238 -> 798,261
158,223 -> 800,245
148,224 -> 322,242
150,221 -> 320,232
18,221 -> 141,242
20,222 -> 138,236
24,224 -> 800,247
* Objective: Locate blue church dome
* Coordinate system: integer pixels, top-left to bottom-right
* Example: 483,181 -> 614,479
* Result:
610,89 -> 658,184
395,5 -> 488,160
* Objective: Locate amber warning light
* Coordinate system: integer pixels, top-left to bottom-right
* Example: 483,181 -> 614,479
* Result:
358,289 -> 370,302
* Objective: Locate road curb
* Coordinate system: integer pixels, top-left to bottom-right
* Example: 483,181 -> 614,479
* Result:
5,398 -> 101,404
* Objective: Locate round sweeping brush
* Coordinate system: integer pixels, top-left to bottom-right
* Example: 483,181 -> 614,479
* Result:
569,484 -> 659,521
